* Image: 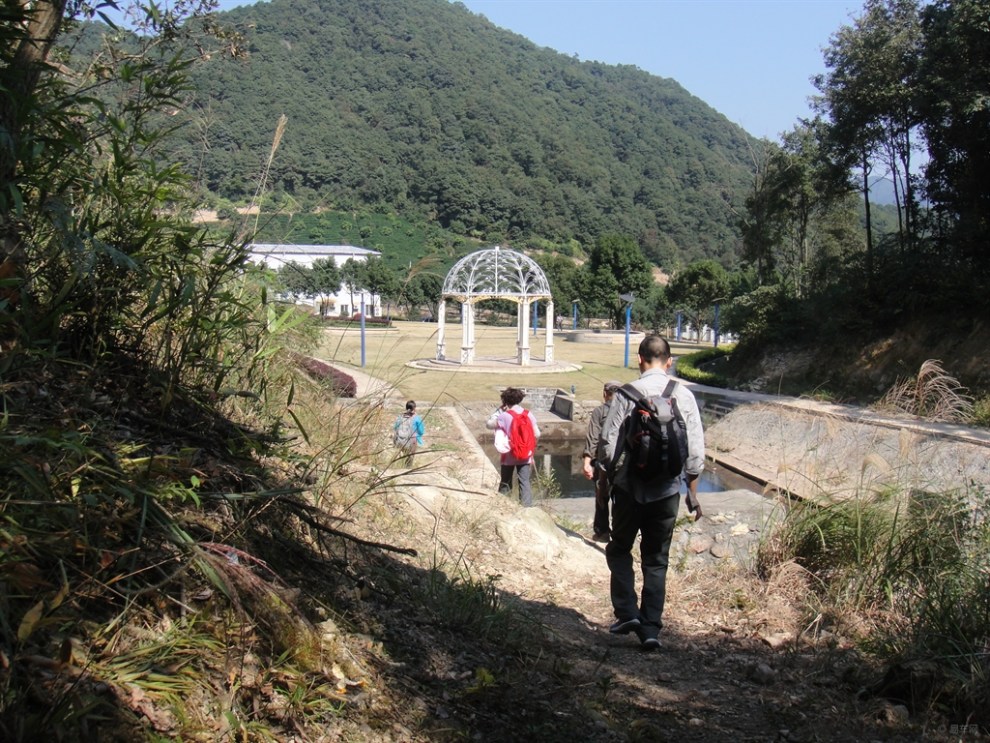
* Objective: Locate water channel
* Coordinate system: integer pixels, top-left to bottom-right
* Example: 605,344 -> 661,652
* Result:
481,439 -> 765,498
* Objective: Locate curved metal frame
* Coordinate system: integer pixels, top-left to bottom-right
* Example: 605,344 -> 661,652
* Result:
436,246 -> 556,366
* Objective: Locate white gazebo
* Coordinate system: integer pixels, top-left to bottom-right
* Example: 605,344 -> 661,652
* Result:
437,246 -> 555,366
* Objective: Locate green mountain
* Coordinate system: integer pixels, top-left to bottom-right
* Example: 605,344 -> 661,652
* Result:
177,0 -> 757,267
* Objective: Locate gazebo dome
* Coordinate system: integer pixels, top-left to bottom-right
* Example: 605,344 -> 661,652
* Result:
441,245 -> 552,303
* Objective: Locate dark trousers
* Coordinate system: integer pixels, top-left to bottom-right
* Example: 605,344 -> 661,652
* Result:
605,489 -> 680,639
499,463 -> 533,507
593,469 -> 610,536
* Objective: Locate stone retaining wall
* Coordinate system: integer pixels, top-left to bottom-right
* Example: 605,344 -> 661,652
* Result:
707,403 -> 990,501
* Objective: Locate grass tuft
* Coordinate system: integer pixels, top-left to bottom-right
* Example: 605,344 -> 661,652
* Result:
874,359 -> 974,423
757,485 -> 990,720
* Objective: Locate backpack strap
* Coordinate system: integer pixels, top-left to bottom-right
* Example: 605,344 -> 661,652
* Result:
660,379 -> 678,399
615,383 -> 640,404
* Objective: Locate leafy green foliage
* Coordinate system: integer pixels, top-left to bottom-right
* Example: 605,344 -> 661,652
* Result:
0,3 -> 345,738
732,1 -> 990,395
722,284 -> 802,342
675,346 -> 733,388
160,0 -> 756,264
667,259 -> 731,334
584,234 -> 654,326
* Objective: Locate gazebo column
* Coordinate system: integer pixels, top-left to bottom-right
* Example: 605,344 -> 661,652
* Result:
517,300 -> 531,365
460,301 -> 475,364
436,299 -> 446,360
467,301 -> 476,363
545,300 -> 555,363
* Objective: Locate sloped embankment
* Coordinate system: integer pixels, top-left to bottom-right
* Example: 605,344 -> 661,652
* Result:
706,402 -> 990,500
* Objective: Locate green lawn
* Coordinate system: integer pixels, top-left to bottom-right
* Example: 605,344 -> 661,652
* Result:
314,321 -> 710,405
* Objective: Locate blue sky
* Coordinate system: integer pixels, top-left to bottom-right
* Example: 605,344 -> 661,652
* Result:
458,0 -> 864,141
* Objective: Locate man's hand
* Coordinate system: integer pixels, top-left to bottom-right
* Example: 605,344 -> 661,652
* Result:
685,473 -> 702,521
582,457 -> 594,480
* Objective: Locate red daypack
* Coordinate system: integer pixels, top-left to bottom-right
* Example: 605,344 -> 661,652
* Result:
506,409 -> 536,460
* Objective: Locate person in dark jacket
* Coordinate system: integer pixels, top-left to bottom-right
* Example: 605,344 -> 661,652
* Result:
582,380 -> 622,542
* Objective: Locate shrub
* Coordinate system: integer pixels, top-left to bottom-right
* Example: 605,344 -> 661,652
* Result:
292,354 -> 357,397
318,315 -> 392,328
675,345 -> 733,387
972,395 -> 990,428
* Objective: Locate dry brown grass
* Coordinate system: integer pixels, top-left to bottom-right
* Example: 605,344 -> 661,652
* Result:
314,320 -> 706,405
873,358 -> 975,422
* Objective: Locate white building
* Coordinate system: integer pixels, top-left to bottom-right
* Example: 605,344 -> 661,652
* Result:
247,243 -> 383,318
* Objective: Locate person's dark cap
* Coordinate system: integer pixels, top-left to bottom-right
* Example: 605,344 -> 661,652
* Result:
604,381 -> 621,393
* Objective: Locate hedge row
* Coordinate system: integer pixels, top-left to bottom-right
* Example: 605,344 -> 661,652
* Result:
674,346 -> 734,388
290,353 -> 357,397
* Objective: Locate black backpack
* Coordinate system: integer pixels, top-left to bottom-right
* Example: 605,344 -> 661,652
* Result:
616,380 -> 689,482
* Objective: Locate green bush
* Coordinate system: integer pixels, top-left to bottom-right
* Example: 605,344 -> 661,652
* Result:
971,395 -> 990,428
675,345 -> 734,387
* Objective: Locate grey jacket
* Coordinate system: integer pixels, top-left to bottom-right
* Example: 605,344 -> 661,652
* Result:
582,399 -> 611,463
600,368 -> 705,501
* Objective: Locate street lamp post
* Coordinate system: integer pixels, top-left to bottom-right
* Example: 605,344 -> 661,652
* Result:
360,297 -> 366,367
713,301 -> 721,347
619,293 -> 635,368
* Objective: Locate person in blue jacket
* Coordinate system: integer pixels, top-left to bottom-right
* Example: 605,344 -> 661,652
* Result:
393,400 -> 425,465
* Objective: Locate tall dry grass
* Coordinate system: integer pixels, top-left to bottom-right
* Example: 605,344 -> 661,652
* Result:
874,359 -> 975,423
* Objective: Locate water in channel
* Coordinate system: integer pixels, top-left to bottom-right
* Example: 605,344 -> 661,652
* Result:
481,439 -> 764,498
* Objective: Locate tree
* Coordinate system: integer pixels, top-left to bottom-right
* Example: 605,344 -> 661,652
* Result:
740,123 -> 855,296
402,271 -> 443,320
339,257 -> 363,311
666,260 -> 731,341
585,234 -> 654,327
916,0 -> 990,273
535,253 -> 584,319
361,256 -> 401,304
631,284 -> 671,334
275,261 -> 315,295
310,258 -> 341,297
814,0 -> 924,287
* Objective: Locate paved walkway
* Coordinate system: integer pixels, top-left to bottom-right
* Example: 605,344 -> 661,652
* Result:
331,362 -> 401,399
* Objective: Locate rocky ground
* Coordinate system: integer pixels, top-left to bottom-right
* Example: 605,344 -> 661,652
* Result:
276,366 -> 989,741
326,395 -> 990,743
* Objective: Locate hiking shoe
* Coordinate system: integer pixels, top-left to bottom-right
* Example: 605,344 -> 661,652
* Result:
609,617 -> 641,635
640,636 -> 661,651
592,531 -> 610,543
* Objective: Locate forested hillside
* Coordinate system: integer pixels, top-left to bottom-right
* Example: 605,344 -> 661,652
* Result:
171,0 -> 757,266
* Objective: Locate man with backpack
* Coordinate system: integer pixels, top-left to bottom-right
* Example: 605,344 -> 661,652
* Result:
486,387 -> 541,507
599,335 -> 706,651
393,400 -> 425,465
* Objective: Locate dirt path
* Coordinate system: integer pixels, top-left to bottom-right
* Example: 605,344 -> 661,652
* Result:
348,371 -> 968,740
375,462 -> 925,742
